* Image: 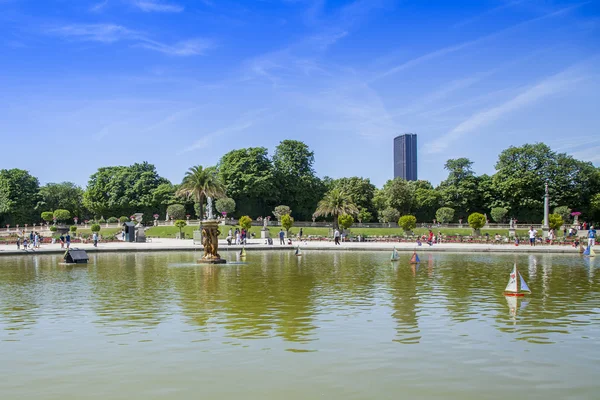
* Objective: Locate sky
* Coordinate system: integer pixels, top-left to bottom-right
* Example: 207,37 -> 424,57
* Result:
1,0 -> 599,188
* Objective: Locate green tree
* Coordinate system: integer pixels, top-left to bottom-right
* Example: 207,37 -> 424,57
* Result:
330,177 -> 376,217
38,182 -> 85,218
174,220 -> 187,238
218,147 -> 276,217
590,194 -> 600,222
107,217 -> 119,223
492,143 -> 600,222
215,197 -> 236,216
548,213 -> 563,230
167,204 -> 186,220
0,169 -> 40,225
69,225 -> 78,234
357,207 -> 373,223
411,180 -> 442,222
53,209 -> 71,222
281,214 -> 294,235
380,207 -> 400,224
435,207 -> 455,224
553,206 -> 572,223
468,212 -> 486,236
41,211 -> 54,224
119,216 -> 129,223
374,178 -> 414,215
437,159 -> 483,216
338,214 -> 354,230
90,224 -> 101,233
176,165 -> 225,223
84,162 -> 170,219
398,215 -> 417,233
490,207 -> 508,223
239,215 -> 252,231
273,205 -> 292,220
313,189 -> 358,230
273,140 -> 325,220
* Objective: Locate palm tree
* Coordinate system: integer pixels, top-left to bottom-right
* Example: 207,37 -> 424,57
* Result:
176,166 -> 225,221
313,188 -> 358,230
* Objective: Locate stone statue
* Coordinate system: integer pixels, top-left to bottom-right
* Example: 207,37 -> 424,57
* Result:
263,217 -> 268,230
509,218 -> 515,229
201,224 -> 221,260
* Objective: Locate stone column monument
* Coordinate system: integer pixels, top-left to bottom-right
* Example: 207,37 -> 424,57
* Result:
542,183 -> 550,239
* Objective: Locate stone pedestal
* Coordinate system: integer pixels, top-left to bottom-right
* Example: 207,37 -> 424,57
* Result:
197,220 -> 226,264
509,228 -> 516,237
261,229 -> 270,239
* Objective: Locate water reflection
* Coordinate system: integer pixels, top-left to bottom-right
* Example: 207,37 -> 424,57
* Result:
0,252 -> 599,348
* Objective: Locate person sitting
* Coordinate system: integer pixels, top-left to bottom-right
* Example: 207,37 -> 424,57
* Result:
494,234 -> 502,244
287,238 -> 292,245
416,238 -> 422,246
226,235 -> 232,245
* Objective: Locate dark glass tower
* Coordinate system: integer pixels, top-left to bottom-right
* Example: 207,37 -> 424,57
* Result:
393,133 -> 417,181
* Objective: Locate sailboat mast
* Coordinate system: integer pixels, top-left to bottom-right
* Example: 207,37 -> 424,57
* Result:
515,265 -> 519,293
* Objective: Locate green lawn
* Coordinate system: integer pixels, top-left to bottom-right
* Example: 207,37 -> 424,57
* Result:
142,225 -> 530,239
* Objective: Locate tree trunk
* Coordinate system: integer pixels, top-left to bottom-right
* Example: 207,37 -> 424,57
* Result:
333,213 -> 339,231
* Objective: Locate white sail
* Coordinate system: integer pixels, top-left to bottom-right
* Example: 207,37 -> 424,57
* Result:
519,272 -> 531,292
505,264 -> 518,292
391,248 -> 399,261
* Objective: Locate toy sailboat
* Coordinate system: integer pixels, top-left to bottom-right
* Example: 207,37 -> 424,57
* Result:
583,245 -> 596,257
295,246 -> 302,256
240,247 -> 247,257
504,264 -> 531,296
390,247 -> 399,261
409,251 -> 420,264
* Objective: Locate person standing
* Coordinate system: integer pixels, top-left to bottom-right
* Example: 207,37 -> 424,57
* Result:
59,234 -> 65,249
16,236 -> 20,250
528,226 -> 537,246
298,228 -> 303,241
93,232 -> 98,247
427,229 -> 434,246
235,229 -> 240,245
588,226 -> 596,247
334,228 -> 341,245
279,229 -> 285,245
33,232 -> 39,249
65,232 -> 71,249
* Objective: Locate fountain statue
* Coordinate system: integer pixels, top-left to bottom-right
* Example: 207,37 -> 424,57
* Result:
198,197 -> 226,264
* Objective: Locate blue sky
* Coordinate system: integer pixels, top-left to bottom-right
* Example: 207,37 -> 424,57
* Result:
1,0 -> 599,188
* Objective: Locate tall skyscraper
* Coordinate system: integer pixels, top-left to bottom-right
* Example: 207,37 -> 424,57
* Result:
393,133 -> 417,181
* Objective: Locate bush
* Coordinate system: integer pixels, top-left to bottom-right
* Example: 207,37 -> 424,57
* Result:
272,205 -> 291,220
216,197 -> 236,215
435,207 -> 455,224
53,209 -> 71,222
490,207 -> 508,223
548,213 -> 564,230
239,215 -> 252,231
167,204 -> 186,220
49,226 -> 57,232
281,214 -> 294,233
174,219 -> 187,237
338,214 -> 354,230
98,217 -> 106,223
69,225 -> 77,233
468,212 -> 486,230
119,216 -> 129,223
41,211 -> 54,223
380,207 -> 400,223
107,217 -> 119,223
90,224 -> 101,233
553,206 -> 571,223
398,215 -> 417,232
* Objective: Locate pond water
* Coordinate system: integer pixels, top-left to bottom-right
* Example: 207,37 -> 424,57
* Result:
0,251 -> 599,399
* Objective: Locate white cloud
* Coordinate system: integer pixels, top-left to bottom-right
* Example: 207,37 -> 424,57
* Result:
426,66 -> 587,154
136,38 -> 214,56
132,0 -> 183,13
47,23 -> 212,56
373,3 -> 584,82
48,24 -> 138,43
90,0 -> 109,12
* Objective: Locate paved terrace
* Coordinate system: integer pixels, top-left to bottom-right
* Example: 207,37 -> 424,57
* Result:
0,238 -> 582,256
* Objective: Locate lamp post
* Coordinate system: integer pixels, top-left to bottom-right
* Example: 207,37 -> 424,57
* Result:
542,182 -> 550,238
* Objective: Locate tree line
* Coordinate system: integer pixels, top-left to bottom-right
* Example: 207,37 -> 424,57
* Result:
0,141 -> 599,227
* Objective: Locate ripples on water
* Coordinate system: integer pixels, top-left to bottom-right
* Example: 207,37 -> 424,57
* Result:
0,251 -> 599,399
